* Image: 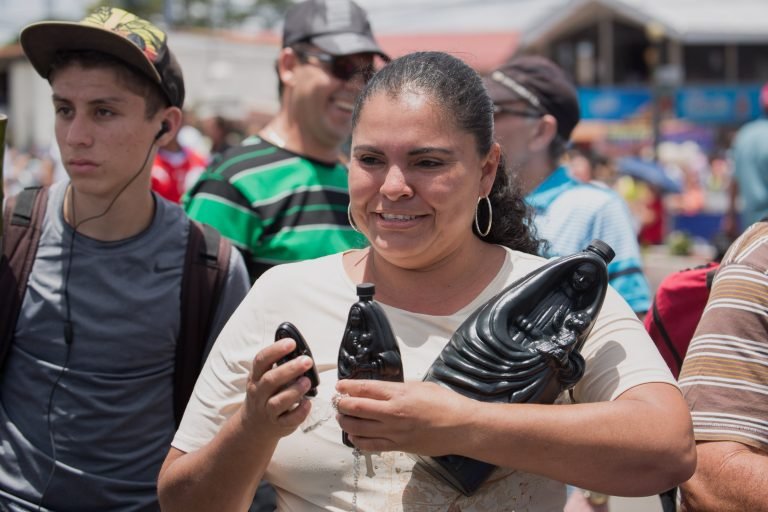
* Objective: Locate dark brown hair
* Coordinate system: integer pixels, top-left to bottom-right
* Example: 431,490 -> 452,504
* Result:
352,51 -> 542,254
48,50 -> 169,117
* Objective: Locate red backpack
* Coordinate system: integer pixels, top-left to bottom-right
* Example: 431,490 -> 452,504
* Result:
643,262 -> 719,378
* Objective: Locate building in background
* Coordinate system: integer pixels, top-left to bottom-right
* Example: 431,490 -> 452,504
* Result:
516,0 -> 768,156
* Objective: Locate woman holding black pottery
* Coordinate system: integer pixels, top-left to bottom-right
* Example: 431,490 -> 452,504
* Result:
158,51 -> 695,511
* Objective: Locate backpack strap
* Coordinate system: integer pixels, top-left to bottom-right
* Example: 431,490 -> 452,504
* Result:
174,220 -> 231,427
651,299 -> 683,375
0,186 -> 48,371
705,267 -> 718,289
647,261 -> 720,379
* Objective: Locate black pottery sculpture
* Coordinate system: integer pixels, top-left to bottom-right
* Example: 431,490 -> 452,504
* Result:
338,283 -> 403,447
418,240 -> 615,495
275,322 -> 320,397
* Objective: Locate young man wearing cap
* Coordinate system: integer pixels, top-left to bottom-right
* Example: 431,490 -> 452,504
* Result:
488,55 -> 651,318
184,0 -> 388,283
0,7 -> 249,510
487,55 -> 653,512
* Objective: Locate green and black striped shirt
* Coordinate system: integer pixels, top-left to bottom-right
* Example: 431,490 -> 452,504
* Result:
184,136 -> 366,282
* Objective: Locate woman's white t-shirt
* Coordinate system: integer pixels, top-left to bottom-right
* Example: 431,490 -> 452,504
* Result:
172,248 -> 674,512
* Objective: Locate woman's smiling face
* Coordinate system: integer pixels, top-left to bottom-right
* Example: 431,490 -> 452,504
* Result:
348,90 -> 498,270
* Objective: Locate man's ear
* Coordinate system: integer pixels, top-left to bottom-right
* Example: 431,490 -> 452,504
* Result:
154,107 -> 183,146
529,114 -> 558,153
277,47 -> 300,88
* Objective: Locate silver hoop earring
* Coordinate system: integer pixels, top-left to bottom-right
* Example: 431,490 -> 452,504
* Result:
348,204 -> 361,233
474,196 -> 492,237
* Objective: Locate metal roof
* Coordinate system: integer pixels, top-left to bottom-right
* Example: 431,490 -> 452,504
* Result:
376,32 -> 519,72
521,0 -> 768,46
353,0 -> 768,72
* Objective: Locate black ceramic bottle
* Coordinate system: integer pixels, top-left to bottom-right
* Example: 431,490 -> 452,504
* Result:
337,283 -> 403,447
419,240 -> 615,495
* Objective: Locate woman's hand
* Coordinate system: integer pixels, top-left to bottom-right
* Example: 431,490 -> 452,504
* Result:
158,338 -> 317,512
240,337 -> 316,440
334,379 -> 474,456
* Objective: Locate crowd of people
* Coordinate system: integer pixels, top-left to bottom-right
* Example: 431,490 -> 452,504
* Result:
1,1 -> 766,511
4,106 -> 740,263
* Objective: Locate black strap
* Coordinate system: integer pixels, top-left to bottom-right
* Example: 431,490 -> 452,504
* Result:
10,187 -> 39,227
706,268 -> 717,289
1,186 -> 48,372
173,221 -> 230,427
201,221 -> 220,264
608,266 -> 643,280
651,299 -> 683,374
659,487 -> 677,512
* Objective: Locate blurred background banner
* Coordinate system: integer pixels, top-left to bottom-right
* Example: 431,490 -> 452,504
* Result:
676,85 -> 764,123
579,88 -> 652,120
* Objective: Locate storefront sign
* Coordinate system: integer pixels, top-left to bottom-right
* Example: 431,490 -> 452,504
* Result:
675,86 -> 762,123
578,88 -> 652,120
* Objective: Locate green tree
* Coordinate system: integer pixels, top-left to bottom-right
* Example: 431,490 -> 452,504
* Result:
87,0 -> 164,22
86,0 -> 295,29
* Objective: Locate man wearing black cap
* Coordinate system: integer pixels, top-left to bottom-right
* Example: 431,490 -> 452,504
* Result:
488,55 -> 651,319
0,7 -> 249,510
487,54 -> 653,512
185,0 -> 389,284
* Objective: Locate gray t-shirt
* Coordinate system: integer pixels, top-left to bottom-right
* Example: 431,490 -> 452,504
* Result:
0,180 -> 249,511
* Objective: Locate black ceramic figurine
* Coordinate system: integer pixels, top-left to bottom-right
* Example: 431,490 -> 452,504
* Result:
418,240 -> 615,495
338,283 -> 403,447
274,322 -> 320,397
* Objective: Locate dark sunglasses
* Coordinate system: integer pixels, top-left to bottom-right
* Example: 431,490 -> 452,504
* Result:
493,104 -> 543,119
296,49 -> 375,82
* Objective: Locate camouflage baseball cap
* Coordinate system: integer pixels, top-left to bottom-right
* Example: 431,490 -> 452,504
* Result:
21,6 -> 185,108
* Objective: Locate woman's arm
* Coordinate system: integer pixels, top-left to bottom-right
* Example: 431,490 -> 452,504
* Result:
335,380 -> 695,497
157,339 -> 316,512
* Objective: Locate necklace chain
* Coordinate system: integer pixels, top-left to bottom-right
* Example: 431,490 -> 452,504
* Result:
352,448 -> 361,511
262,127 -> 286,149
